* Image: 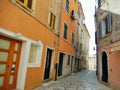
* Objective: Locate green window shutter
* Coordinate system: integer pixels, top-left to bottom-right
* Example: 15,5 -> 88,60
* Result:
74,0 -> 76,3
67,55 -> 70,65
66,0 -> 69,12
98,21 -> 102,37
108,12 -> 112,32
72,32 -> 74,45
63,23 -> 68,39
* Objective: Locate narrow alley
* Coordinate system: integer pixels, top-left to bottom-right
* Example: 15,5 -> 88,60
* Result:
34,70 -> 112,90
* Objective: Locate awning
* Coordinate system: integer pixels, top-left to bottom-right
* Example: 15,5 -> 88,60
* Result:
111,45 -> 120,51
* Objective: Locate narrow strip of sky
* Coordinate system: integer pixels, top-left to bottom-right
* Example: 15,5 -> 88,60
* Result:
79,0 -> 96,55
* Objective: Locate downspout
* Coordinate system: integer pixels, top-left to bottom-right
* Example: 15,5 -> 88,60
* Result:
55,0 -> 63,81
58,0 -> 63,46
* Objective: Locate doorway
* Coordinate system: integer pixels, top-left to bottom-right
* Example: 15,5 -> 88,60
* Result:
71,56 -> 74,73
102,52 -> 108,83
58,53 -> 64,77
0,35 -> 22,90
44,49 -> 53,80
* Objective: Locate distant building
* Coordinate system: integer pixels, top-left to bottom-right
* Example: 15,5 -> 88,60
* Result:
89,54 -> 96,69
77,2 -> 90,71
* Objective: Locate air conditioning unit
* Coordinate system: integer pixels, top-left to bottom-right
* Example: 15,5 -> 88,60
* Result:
71,10 -> 76,20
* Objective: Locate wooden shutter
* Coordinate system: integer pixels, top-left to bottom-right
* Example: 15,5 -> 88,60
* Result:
64,23 -> 68,39
98,21 -> 102,38
108,12 -> 112,32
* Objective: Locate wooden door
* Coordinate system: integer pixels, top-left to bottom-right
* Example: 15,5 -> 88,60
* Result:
0,35 -> 22,90
102,52 -> 108,83
58,53 -> 64,77
44,49 -> 52,80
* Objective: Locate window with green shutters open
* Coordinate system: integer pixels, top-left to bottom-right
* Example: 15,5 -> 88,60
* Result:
67,55 -> 70,65
74,0 -> 76,3
71,32 -> 74,45
63,23 -> 68,40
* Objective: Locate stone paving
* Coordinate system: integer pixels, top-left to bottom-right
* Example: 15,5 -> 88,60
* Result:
34,70 -> 112,90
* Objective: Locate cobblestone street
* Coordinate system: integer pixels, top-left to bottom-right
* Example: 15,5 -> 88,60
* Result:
34,70 -> 112,90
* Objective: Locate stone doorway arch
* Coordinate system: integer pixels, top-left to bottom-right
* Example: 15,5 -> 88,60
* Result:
101,51 -> 108,83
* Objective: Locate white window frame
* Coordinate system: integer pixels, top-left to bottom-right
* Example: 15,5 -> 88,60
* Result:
11,0 -> 36,15
0,28 -> 43,90
28,41 -> 43,67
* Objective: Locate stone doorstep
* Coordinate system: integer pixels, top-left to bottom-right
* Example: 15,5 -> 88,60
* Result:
42,81 -> 56,87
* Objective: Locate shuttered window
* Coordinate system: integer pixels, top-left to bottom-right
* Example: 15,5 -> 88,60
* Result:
71,32 -> 74,45
63,23 -> 68,40
66,0 -> 69,13
74,0 -> 76,3
67,55 -> 70,65
108,12 -> 112,32
49,12 -> 56,30
98,21 -> 102,37
16,0 -> 33,12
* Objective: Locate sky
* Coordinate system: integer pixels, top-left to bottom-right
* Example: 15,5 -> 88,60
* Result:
79,0 -> 96,55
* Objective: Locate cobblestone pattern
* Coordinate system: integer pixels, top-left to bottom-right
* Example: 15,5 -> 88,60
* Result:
34,70 -> 112,90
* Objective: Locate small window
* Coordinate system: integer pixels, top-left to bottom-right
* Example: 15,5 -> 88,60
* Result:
66,0 -> 69,13
67,55 -> 70,65
71,32 -> 74,45
28,43 -> 43,67
16,0 -> 33,12
49,12 -> 56,30
74,0 -> 76,3
28,44 -> 37,63
63,23 -> 68,40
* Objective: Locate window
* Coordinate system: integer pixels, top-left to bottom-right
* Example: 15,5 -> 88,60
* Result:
71,32 -> 74,45
104,16 -> 109,34
63,23 -> 68,40
16,0 -> 33,12
67,55 -> 70,65
99,12 -> 112,37
74,0 -> 76,3
66,0 -> 69,13
28,43 -> 43,67
28,44 -> 37,63
81,30 -> 83,39
49,12 -> 56,30
80,44 -> 82,54
76,42 -> 79,51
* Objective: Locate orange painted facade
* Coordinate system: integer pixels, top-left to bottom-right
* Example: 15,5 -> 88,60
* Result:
0,0 -> 59,90
0,0 -> 85,90
57,0 -> 79,75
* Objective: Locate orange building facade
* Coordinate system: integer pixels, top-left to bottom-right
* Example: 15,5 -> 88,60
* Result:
57,0 -> 79,77
0,0 -> 60,90
0,0 -> 86,90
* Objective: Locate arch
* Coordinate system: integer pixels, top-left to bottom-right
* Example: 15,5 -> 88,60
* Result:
99,51 -> 108,83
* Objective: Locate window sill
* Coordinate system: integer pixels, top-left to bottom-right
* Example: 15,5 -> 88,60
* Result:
99,32 -> 111,40
11,0 -> 35,16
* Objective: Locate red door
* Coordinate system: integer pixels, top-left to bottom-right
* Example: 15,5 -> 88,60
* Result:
0,35 -> 22,90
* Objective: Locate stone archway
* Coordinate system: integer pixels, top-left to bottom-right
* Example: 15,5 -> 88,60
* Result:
101,51 -> 108,83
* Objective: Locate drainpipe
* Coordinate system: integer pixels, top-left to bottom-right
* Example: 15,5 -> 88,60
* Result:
54,0 -> 63,81
58,0 -> 63,46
